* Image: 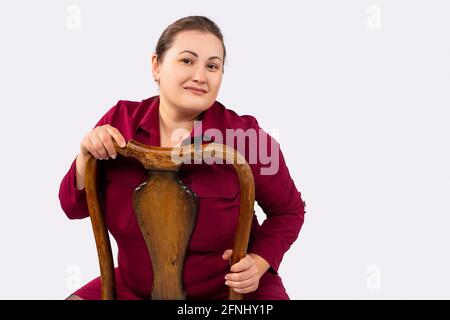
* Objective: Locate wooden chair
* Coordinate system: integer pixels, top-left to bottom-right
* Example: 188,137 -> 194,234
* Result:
84,139 -> 255,300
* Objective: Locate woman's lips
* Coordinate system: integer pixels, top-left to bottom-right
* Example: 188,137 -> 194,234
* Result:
184,87 -> 207,95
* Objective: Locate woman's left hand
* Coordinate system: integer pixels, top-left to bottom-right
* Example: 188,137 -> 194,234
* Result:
222,249 -> 270,294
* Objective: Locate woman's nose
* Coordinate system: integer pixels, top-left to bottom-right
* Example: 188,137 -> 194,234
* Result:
191,65 -> 207,83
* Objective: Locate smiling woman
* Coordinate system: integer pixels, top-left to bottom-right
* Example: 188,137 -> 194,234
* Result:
59,15 -> 306,300
152,29 -> 225,127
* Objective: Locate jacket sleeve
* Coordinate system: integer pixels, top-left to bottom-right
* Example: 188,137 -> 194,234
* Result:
58,102 -> 120,220
247,121 -> 306,274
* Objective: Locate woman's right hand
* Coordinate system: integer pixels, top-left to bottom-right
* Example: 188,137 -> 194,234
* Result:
75,125 -> 126,190
79,124 -> 126,160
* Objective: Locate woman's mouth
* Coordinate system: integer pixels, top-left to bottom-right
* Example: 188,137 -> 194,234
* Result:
184,87 -> 207,95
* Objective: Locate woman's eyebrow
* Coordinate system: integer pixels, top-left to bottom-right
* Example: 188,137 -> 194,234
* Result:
178,50 -> 222,61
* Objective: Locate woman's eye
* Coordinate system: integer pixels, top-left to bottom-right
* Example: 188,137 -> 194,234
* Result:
181,59 -> 218,70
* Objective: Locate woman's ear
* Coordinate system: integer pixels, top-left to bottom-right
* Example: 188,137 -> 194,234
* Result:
151,53 -> 160,80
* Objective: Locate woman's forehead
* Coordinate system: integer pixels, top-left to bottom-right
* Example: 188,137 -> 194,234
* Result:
170,31 -> 223,58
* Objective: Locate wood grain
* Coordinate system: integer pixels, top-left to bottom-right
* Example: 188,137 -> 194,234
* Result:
85,139 -> 255,300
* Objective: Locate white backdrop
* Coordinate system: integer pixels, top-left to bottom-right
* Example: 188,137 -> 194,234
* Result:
0,0 -> 449,299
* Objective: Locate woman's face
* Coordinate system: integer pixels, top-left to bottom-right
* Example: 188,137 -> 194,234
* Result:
152,30 -> 224,116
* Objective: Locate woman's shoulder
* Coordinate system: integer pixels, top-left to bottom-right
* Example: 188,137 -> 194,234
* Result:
212,100 -> 261,131
94,96 -> 159,139
109,96 -> 157,118
99,96 -> 157,124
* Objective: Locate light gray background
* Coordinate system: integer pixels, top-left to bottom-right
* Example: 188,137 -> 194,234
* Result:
0,0 -> 449,299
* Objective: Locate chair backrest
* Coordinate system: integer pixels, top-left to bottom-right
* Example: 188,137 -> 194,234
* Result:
84,139 -> 255,300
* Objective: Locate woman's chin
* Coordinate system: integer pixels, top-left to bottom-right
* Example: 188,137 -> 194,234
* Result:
179,98 -> 213,111
177,101 -> 210,114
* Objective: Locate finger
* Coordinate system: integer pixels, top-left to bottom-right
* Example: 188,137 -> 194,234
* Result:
225,273 -> 259,289
226,266 -> 259,282
90,135 -> 109,159
90,149 -> 102,160
87,147 -> 102,160
98,130 -> 117,159
106,126 -> 126,148
83,138 -> 103,160
222,249 -> 233,261
230,255 -> 253,273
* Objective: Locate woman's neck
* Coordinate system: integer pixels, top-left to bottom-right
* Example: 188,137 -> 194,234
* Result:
158,96 -> 201,146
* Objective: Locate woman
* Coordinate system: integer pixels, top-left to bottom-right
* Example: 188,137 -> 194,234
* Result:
59,15 -> 306,300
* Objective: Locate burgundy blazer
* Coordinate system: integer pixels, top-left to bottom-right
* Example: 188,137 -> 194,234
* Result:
58,95 -> 306,299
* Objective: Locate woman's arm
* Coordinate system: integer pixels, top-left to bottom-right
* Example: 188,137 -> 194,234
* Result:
58,156 -> 91,220
58,101 -> 122,220
248,122 -> 306,274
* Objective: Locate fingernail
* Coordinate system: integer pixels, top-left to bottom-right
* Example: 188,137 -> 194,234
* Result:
225,281 -> 229,286
111,154 -> 116,159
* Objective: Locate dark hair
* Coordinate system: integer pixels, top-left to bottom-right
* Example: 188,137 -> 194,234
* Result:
155,16 -> 226,73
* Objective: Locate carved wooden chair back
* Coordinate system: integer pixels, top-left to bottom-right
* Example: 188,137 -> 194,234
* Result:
84,140 -> 255,300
